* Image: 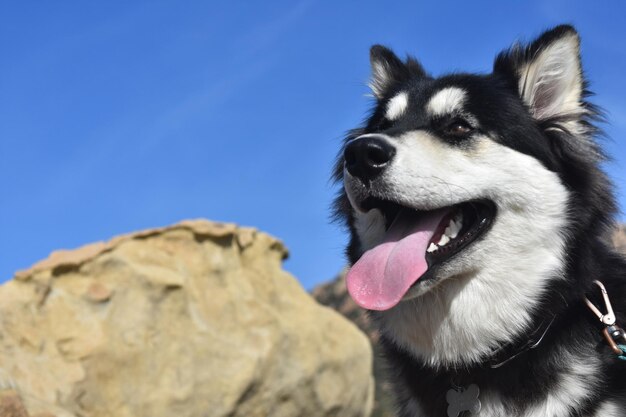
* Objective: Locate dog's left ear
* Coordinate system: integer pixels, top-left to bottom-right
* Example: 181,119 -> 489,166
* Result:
369,45 -> 426,99
494,25 -> 583,122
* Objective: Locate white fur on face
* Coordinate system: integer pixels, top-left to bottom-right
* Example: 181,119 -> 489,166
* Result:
426,87 -> 467,117
346,131 -> 570,366
385,91 -> 409,121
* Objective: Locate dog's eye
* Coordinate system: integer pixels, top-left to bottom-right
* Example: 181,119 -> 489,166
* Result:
442,119 -> 473,137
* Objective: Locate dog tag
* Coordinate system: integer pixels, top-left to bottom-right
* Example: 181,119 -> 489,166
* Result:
446,384 -> 481,417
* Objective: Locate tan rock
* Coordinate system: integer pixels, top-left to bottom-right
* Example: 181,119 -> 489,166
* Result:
313,271 -> 393,417
0,220 -> 374,417
0,390 -> 29,417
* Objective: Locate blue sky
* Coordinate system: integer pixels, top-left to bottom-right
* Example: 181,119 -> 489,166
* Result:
1,1 -> 625,289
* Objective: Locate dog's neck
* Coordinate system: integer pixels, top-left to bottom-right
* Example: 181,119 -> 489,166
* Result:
377,290 -> 608,417
371,263 -> 568,367
486,313 -> 557,369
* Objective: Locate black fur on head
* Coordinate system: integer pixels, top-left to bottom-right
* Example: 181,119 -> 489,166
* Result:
333,24 -> 616,266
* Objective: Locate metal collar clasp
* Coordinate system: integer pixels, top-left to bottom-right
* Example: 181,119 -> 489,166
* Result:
585,280 -> 616,325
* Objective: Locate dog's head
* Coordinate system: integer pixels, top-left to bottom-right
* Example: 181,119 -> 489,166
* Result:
334,25 -> 614,365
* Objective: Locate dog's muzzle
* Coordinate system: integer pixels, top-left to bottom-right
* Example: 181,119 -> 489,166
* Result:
344,135 -> 396,183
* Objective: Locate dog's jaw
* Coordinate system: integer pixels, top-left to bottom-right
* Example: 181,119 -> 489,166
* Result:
346,135 -> 570,366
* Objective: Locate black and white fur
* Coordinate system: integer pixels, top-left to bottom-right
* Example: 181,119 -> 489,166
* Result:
333,25 -> 626,416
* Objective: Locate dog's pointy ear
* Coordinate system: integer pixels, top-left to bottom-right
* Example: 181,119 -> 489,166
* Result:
494,25 -> 583,122
369,45 -> 425,99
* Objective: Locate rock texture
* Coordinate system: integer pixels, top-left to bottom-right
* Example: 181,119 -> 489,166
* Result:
0,220 -> 374,417
0,390 -> 30,417
312,272 -> 394,417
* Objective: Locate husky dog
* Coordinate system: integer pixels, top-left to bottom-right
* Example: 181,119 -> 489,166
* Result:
334,25 -> 626,416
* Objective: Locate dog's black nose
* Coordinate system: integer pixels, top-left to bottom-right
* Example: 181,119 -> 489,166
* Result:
344,135 -> 396,182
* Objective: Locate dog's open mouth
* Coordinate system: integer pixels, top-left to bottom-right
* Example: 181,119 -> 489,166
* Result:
346,198 -> 496,311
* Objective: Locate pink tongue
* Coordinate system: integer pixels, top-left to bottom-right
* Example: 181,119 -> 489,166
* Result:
346,208 -> 449,311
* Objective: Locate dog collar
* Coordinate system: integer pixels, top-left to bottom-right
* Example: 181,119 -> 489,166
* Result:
487,314 -> 556,369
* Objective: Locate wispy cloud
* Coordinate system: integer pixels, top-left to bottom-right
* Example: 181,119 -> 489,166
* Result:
232,0 -> 313,57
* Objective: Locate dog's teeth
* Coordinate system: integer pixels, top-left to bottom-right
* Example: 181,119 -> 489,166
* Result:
445,219 -> 458,239
438,215 -> 463,248
427,242 -> 438,253
449,220 -> 460,239
454,213 -> 463,232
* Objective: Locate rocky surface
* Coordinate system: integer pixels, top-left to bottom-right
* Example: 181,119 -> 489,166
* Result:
0,390 -> 30,417
312,272 -> 394,417
0,220 -> 374,417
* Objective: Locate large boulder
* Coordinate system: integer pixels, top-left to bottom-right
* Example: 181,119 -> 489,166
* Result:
0,220 -> 374,417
